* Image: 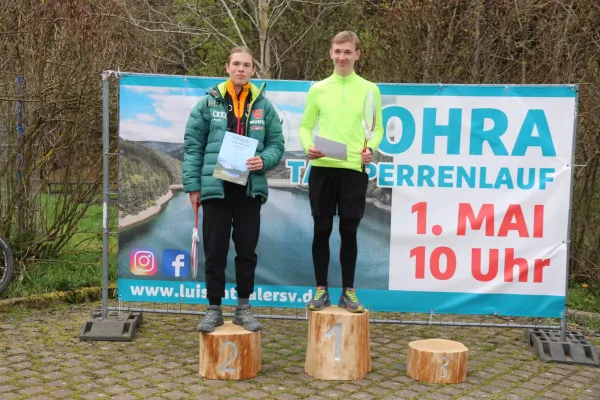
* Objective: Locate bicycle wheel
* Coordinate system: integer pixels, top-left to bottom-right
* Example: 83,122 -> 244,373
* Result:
0,235 -> 14,295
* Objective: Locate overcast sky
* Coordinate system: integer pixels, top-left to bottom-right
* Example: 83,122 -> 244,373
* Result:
119,85 -> 309,152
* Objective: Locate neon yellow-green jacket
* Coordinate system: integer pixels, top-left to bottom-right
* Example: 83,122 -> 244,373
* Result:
299,71 -> 384,172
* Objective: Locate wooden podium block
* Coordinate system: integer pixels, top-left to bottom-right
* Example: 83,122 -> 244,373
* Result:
407,338 -> 468,384
304,307 -> 371,380
199,321 -> 261,380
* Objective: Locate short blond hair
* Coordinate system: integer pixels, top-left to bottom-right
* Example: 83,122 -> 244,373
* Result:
227,46 -> 255,67
331,31 -> 360,51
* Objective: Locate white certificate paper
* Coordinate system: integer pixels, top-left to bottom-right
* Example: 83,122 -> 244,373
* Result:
213,131 -> 259,185
314,136 -> 347,161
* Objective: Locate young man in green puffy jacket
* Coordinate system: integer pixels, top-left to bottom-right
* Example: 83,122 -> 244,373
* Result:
183,47 -> 284,332
299,31 -> 384,313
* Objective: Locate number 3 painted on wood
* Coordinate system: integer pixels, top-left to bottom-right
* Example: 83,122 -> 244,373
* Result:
439,356 -> 450,378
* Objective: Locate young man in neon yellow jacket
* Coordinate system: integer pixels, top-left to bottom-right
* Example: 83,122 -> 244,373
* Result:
299,31 -> 384,313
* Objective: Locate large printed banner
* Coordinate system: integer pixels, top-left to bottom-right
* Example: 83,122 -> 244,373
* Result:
117,73 -> 577,317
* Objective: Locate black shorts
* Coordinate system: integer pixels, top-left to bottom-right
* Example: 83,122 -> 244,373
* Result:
308,166 -> 369,218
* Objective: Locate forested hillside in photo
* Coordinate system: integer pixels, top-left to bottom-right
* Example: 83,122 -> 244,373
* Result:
119,139 -> 182,216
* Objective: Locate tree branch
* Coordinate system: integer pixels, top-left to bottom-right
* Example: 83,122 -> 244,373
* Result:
218,0 -> 248,48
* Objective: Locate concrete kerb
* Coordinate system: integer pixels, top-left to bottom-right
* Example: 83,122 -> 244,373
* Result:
0,285 -> 117,312
568,308 -> 600,325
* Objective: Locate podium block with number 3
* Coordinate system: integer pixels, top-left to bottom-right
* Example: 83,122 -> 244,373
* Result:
407,338 -> 468,384
304,307 -> 371,380
199,322 -> 261,380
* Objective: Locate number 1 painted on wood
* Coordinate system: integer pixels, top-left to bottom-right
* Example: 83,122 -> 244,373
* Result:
324,323 -> 342,361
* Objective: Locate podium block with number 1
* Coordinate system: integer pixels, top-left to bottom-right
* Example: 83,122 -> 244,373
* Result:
304,307 -> 371,380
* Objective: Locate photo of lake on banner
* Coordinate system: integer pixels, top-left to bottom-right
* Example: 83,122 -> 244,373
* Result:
116,81 -> 393,290
118,175 -> 391,290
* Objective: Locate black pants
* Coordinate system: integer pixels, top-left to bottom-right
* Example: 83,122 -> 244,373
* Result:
202,182 -> 262,305
308,167 -> 368,289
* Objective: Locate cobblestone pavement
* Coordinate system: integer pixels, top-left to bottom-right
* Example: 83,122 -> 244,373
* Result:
0,303 -> 599,400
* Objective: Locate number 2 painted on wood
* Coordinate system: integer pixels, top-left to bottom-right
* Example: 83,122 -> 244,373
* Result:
219,341 -> 238,373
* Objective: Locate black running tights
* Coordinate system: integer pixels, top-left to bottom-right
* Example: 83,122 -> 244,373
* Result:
312,215 -> 361,289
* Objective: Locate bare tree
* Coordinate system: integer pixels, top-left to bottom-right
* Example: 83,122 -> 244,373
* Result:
111,0 -> 353,78
0,0 -> 184,267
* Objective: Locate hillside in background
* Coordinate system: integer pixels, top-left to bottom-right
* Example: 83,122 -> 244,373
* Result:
119,139 -> 182,216
135,141 -> 185,162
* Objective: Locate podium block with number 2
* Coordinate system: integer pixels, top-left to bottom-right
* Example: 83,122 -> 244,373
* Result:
304,307 -> 371,380
199,322 -> 261,380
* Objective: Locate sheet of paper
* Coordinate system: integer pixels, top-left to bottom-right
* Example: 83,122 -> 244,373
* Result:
314,136 -> 347,161
213,131 -> 259,186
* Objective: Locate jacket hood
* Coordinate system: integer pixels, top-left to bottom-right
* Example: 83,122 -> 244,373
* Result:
207,81 -> 266,102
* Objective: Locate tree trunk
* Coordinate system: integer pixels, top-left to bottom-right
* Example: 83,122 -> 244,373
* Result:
471,0 -> 483,81
199,321 -> 261,380
304,307 -> 371,380
407,338 -> 468,384
257,0 -> 270,78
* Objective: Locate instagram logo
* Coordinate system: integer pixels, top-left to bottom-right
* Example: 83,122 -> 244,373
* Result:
130,249 -> 157,276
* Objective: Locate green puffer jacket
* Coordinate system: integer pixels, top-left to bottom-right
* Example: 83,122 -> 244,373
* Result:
182,81 -> 284,203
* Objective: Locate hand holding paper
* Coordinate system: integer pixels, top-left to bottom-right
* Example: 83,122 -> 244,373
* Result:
213,131 -> 259,185
246,156 -> 263,171
314,136 -> 347,161
308,146 -> 325,160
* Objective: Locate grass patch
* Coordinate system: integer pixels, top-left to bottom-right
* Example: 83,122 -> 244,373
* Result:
0,194 -> 119,299
568,284 -> 600,314
39,193 -> 119,249
580,318 -> 600,333
0,251 -> 117,299
567,284 -> 600,333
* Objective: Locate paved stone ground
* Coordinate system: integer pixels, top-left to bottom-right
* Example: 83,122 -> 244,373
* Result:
0,303 -> 599,400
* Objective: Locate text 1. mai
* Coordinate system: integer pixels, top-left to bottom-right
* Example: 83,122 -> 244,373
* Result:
412,202 -> 544,238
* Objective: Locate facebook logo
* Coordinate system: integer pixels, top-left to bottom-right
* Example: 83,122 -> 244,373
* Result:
162,250 -> 190,278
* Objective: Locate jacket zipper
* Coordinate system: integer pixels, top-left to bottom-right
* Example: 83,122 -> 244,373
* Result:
245,95 -> 258,198
244,82 -> 266,198
236,98 -> 244,135
215,89 -> 251,199
215,92 -> 229,200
